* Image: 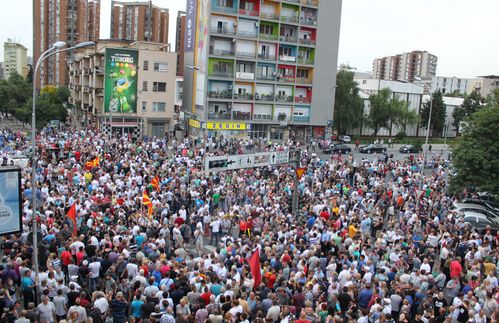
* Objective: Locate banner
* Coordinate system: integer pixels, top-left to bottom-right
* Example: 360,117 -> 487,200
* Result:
206,122 -> 248,130
0,168 -> 21,235
104,48 -> 138,113
184,0 -> 197,52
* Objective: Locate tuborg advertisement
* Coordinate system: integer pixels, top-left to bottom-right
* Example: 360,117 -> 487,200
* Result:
104,48 -> 139,113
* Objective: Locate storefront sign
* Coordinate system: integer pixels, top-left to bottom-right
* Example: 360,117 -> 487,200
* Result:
206,122 -> 248,130
188,119 -> 201,128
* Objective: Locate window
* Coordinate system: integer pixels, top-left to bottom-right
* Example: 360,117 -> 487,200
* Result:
261,25 -> 274,35
142,102 -> 147,111
270,127 -> 284,140
153,82 -> 166,92
297,69 -> 309,78
143,60 -> 149,70
142,81 -> 148,91
152,102 -> 166,112
154,62 -> 168,72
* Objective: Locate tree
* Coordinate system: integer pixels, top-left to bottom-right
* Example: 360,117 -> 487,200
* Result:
365,88 -> 392,136
333,70 -> 364,135
392,98 -> 419,133
452,90 -> 484,135
15,87 -> 69,128
450,106 -> 499,195
484,88 -> 499,109
420,90 -> 446,137
0,72 -> 31,115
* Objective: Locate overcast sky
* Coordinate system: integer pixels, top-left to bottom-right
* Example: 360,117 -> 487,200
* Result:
1,0 -> 498,77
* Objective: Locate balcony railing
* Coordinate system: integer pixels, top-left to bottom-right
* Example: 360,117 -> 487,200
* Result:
212,6 -> 237,14
259,33 -> 279,41
258,53 -> 277,60
279,35 -> 298,43
281,15 -> 299,23
210,70 -> 234,78
253,114 -> 273,120
210,27 -> 236,35
301,0 -> 318,6
233,112 -> 252,120
233,93 -> 254,100
293,115 -> 310,122
255,93 -> 275,101
237,30 -> 258,38
279,55 -> 297,63
236,51 -> 257,59
210,48 -> 235,56
208,112 -> 232,120
299,38 -> 316,46
296,77 -> 313,84
300,17 -> 317,26
276,95 -> 293,102
256,74 -> 276,81
295,96 -> 312,103
239,8 -> 259,16
235,72 -> 255,80
298,57 -> 314,65
208,90 -> 233,99
283,0 -> 300,3
278,76 -> 295,83
259,12 -> 279,20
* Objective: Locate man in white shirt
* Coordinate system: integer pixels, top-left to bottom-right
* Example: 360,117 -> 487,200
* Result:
88,258 -> 101,292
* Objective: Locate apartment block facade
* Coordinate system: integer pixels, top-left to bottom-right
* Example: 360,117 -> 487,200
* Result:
373,50 -> 438,83
111,1 -> 169,45
3,40 -> 28,80
68,40 -> 177,139
33,0 -> 100,88
182,0 -> 342,141
176,11 -> 186,76
431,76 -> 469,95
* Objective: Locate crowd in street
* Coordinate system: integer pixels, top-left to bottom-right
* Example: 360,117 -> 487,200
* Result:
0,125 -> 497,323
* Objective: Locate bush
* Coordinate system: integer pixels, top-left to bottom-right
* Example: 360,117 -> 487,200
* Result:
395,132 -> 407,142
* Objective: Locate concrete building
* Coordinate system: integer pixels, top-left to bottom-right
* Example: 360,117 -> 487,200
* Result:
373,50 -> 438,83
467,75 -> 499,97
33,0 -> 100,88
431,76 -> 469,95
182,0 -> 342,141
68,40 -> 177,139
175,11 -> 186,76
111,1 -> 169,45
0,63 -> 4,80
3,40 -> 28,79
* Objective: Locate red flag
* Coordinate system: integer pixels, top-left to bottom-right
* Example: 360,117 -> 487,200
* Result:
142,190 -> 152,207
249,249 -> 261,289
150,176 -> 160,191
66,203 -> 77,236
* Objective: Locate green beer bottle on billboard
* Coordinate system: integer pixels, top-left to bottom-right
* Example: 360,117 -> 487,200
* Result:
104,48 -> 139,113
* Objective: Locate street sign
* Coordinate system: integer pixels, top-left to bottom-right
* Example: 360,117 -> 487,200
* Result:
269,150 -> 289,165
205,156 -> 228,173
295,167 -> 306,179
253,152 -> 270,167
227,154 -> 254,170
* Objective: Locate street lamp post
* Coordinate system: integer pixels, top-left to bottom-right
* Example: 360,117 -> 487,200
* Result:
415,77 -> 433,176
186,65 -> 207,153
31,41 -> 94,295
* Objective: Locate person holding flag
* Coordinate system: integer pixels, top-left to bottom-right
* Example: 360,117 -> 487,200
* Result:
142,190 -> 153,218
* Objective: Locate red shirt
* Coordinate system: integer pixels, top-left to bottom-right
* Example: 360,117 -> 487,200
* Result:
76,251 -> 85,265
200,291 -> 212,305
61,251 -> 72,266
450,260 -> 463,278
320,211 -> 330,221
264,272 -> 276,289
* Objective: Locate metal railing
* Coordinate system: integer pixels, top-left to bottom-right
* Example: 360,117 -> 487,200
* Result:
259,33 -> 279,41
258,53 -> 277,60
233,112 -> 251,120
295,96 -> 312,103
210,48 -> 235,56
299,38 -> 316,45
237,30 -> 258,38
210,27 -> 236,35
278,76 -> 296,83
208,91 -> 233,99
259,12 -> 279,20
301,0 -> 318,6
256,74 -> 276,81
296,77 -> 313,84
209,70 -> 234,78
276,95 -> 293,102
300,17 -> 317,26
233,93 -> 254,100
293,116 -> 310,122
211,6 -> 237,14
298,57 -> 314,65
208,113 -> 232,120
236,51 -> 257,59
281,16 -> 299,23
239,8 -> 259,16
280,35 -> 298,43
255,93 -> 275,101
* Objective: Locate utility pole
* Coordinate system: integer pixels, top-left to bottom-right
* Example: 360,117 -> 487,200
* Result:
290,149 -> 302,216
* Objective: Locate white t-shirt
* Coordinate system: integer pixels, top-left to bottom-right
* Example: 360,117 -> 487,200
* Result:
88,261 -> 101,278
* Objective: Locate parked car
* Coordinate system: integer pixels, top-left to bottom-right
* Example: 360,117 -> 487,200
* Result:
451,202 -> 499,222
323,144 -> 351,154
359,144 -> 387,154
399,144 -> 419,153
463,211 -> 499,233
461,199 -> 499,213
339,135 -> 351,143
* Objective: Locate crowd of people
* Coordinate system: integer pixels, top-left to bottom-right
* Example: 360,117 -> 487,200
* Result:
0,125 -> 497,323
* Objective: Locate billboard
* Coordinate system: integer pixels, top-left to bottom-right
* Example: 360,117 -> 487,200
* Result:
194,0 -> 209,108
0,168 -> 22,235
104,48 -> 138,113
184,0 -> 197,52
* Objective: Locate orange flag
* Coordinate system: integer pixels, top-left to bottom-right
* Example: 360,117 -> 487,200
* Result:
142,190 -> 153,218
85,156 -> 100,169
66,203 -> 77,236
150,176 -> 160,191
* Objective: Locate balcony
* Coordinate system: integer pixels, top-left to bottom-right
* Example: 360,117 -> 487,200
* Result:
299,38 -> 316,46
233,93 -> 254,100
208,112 -> 233,120
300,17 -> 317,26
296,77 -> 313,84
259,33 -> 278,41
282,0 -> 300,3
279,55 -> 297,63
258,53 -> 276,61
278,76 -> 295,83
210,70 -> 234,78
235,72 -> 255,80
210,27 -> 236,36
236,51 -> 257,59
96,88 -> 104,96
256,74 -> 276,81
301,0 -> 318,6
281,16 -> 298,24
255,93 -> 274,101
233,111 -> 252,120
279,35 -> 298,43
295,96 -> 311,103
298,57 -> 314,65
237,30 -> 258,38
253,114 -> 272,120
259,12 -> 278,20
293,115 -> 310,122
212,6 -> 237,14
276,95 -> 293,102
239,8 -> 258,16
208,90 -> 233,99
210,47 -> 235,57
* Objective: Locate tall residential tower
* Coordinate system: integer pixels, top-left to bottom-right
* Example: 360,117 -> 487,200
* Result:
373,50 -> 438,82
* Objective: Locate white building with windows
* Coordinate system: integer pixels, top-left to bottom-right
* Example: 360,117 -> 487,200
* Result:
68,40 -> 177,139
431,76 -> 468,95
